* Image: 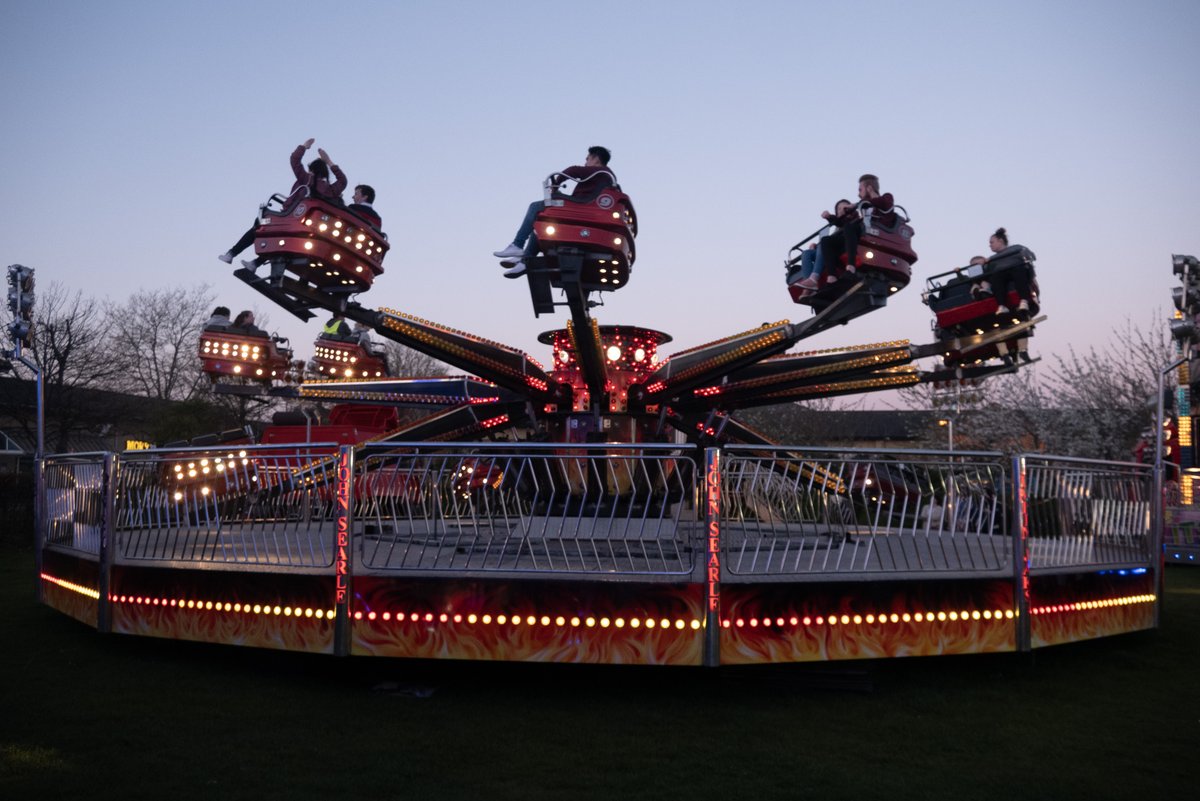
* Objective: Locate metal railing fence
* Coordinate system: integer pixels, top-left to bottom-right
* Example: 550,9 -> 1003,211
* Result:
37,443 -> 1155,580
43,453 -> 108,556
1020,455 -> 1153,571
111,444 -> 343,568
354,442 -> 698,576
718,448 -> 1011,578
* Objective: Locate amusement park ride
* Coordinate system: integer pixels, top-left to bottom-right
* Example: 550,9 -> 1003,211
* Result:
200,177 -> 1045,450
39,172 -> 1165,670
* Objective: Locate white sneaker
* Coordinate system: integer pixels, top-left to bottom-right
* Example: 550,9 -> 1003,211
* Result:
503,262 -> 526,278
499,256 -> 522,266
218,252 -> 233,264
494,244 -> 524,258
995,304 -> 1009,314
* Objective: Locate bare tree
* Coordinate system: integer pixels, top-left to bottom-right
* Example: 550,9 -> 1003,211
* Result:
106,285 -> 215,401
383,341 -> 449,377
0,282 -> 128,452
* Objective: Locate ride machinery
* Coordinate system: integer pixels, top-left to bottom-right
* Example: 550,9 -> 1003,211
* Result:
43,178 -> 1080,671
207,179 -> 1045,451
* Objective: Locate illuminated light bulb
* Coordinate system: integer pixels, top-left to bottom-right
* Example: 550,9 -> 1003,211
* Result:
545,225 -> 556,235
852,615 -> 863,625
612,212 -> 620,218
278,239 -> 285,246
676,620 -> 685,630
690,620 -> 701,630
600,617 -> 611,628
233,365 -> 242,374
304,242 -> 313,250
497,614 -> 507,624
555,616 -> 565,626
901,613 -> 912,622
749,618 -> 759,628
865,250 -> 875,259
948,611 -> 959,621
634,348 -> 646,362
468,614 -> 478,624
453,614 -> 462,623
937,612 -> 947,621
660,619 -> 671,630
354,611 -> 363,620
304,608 -> 313,618
615,618 -> 625,628
865,614 -> 875,624
613,237 -> 622,245
646,618 -> 658,629
570,616 -> 581,627
481,614 -> 492,624
585,617 -> 596,628
333,254 -> 341,260
972,611 -> 981,620
630,618 -> 641,628
355,265 -> 363,273
305,219 -> 312,226
802,616 -> 812,625
200,486 -> 210,496
319,223 -> 328,232
205,601 -> 214,610
334,221 -> 342,228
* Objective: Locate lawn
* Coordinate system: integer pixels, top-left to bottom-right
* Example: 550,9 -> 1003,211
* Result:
1,539 -> 1195,800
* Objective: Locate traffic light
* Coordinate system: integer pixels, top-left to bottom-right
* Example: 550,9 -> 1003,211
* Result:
6,264 -> 34,346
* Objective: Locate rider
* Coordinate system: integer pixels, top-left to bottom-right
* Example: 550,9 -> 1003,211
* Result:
792,199 -> 857,291
219,138 -> 348,265
817,174 -> 896,281
492,146 -> 616,279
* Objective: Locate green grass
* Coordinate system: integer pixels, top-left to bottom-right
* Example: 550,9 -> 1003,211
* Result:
1,539 -> 1196,800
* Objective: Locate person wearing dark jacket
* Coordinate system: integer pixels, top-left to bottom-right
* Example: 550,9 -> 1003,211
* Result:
220,138 -> 348,264
818,174 -> 896,279
347,184 -> 382,231
493,146 -> 616,278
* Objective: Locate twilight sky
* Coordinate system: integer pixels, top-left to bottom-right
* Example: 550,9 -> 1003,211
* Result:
2,0 -> 1198,405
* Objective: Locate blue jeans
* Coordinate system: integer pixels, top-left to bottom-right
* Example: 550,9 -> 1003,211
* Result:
513,200 -> 545,248
799,246 -> 825,279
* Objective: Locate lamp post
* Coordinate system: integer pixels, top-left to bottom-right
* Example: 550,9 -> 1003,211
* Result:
938,417 -> 954,452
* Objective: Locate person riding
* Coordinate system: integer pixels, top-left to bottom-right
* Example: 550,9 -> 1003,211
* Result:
493,146 -> 616,279
792,199 -> 857,291
205,306 -> 231,328
219,138 -> 349,265
321,313 -> 351,338
232,310 -> 266,335
980,227 -> 1035,316
817,173 -> 897,281
348,183 -> 382,232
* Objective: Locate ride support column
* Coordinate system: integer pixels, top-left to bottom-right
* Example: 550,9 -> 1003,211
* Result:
1011,455 -> 1031,651
334,445 -> 354,657
703,447 -> 722,667
98,453 -> 118,634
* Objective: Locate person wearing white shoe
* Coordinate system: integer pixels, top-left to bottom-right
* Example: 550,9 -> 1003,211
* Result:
503,262 -> 526,278
494,146 -> 616,266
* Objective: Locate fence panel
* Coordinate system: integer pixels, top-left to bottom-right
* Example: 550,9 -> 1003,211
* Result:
355,444 -> 698,576
113,445 -> 340,568
719,448 -> 1011,579
1021,456 -> 1152,571
43,454 -> 108,556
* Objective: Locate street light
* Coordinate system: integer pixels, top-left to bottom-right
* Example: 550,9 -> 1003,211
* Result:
938,417 -> 954,452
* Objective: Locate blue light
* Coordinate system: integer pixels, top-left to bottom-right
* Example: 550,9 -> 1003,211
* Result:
1132,568 -> 1147,574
